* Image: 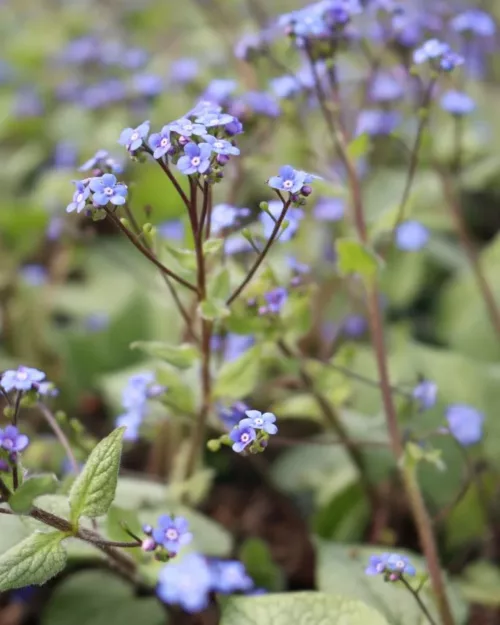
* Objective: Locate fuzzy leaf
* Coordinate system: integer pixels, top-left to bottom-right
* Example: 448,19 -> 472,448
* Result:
213,345 -> 262,400
69,428 -> 125,523
130,341 -> 199,369
336,238 -> 383,282
203,238 -> 224,255
198,298 -> 230,321
0,531 -> 67,591
9,475 -> 59,513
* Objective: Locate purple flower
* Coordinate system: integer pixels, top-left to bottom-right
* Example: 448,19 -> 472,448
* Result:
203,135 -> 240,156
202,79 -> 237,105
413,39 -> 463,71
157,220 -> 185,241
268,165 -> 309,194
157,553 -> 212,613
0,425 -> 29,453
225,118 -> 244,136
369,72 -> 404,102
177,142 -> 212,175
342,314 -> 367,338
217,334 -> 255,362
440,91 -> 475,116
89,174 -> 128,207
365,553 -> 390,575
356,110 -> 400,136
229,424 -> 256,453
122,47 -> 149,70
169,117 -> 206,137
149,126 -> 172,159
122,372 -> 156,410
234,32 -> 266,61
260,201 -> 304,242
451,10 -> 495,37
412,380 -> 437,411
242,92 -> 280,118
219,401 -> 250,429
386,554 -> 416,576
46,217 -> 64,241
79,150 -> 122,174
169,58 -> 199,85
133,74 -> 164,98
53,141 -> 77,169
209,560 -> 254,593
262,288 -> 288,315
116,409 -> 143,442
270,76 -> 301,100
152,515 -> 192,554
1,366 -> 45,392
118,121 -> 150,152
210,204 -> 249,234
445,404 -> 484,447
66,180 -> 90,214
313,197 -> 344,221
19,264 -> 48,287
37,382 -> 58,397
395,221 -> 429,251
239,410 -> 278,435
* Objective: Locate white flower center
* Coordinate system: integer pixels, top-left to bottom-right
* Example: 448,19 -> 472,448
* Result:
283,179 -> 293,189
395,560 -> 405,570
241,433 -> 250,443
376,563 -> 384,572
17,371 -> 28,381
214,141 -> 224,149
160,138 -> 169,147
184,124 -> 193,132
104,187 -> 114,196
191,156 -> 201,166
130,132 -> 139,141
165,528 -> 179,541
254,418 -> 263,426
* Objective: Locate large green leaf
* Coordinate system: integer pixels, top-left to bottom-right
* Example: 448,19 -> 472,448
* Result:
9,474 -> 59,513
316,541 -> 468,625
41,570 -> 165,625
130,341 -> 199,369
219,592 -> 390,625
213,344 -> 262,400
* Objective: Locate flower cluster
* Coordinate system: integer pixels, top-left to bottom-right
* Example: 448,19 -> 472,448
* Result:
268,165 -> 320,201
116,372 -> 165,441
365,552 -> 416,581
413,39 -> 464,72
0,426 -> 29,456
229,410 -> 278,454
0,366 -> 55,397
66,174 -> 128,214
157,552 -> 254,613
142,515 -> 192,557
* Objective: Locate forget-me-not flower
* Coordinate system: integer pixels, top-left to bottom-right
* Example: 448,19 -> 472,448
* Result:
89,174 -> 128,206
268,165 -> 309,194
177,142 -> 212,175
157,553 -> 212,613
66,180 -> 90,214
229,424 -> 256,453
445,404 -> 484,447
395,220 -> 429,251
0,426 -> 30,454
203,135 -> 240,156
239,410 -> 278,435
152,515 -> 192,554
149,125 -> 172,159
1,366 -> 46,392
169,117 -> 206,137
118,121 -> 150,152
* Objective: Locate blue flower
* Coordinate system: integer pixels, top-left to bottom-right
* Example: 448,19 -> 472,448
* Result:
53,141 -> 77,169
170,117 -> 207,137
37,382 -> 58,397
157,553 -> 212,613
210,204 -> 249,234
202,79 -> 237,105
209,560 -> 254,593
413,39 -> 463,71
440,91 -> 475,116
365,553 -> 390,575
242,92 -> 280,118
1,366 -> 45,392
152,515 -> 192,554
451,10 -> 495,37
313,197 -> 344,221
116,372 -> 163,440
19,264 -> 48,287
157,220 -> 185,241
0,425 -> 29,453
395,220 -> 429,251
196,110 -> 235,127
356,110 -> 400,136
188,100 -> 223,118
169,58 -> 199,85
89,174 -> 128,206
369,72 -> 404,102
386,554 -> 416,576
118,121 -> 150,152
116,410 -> 143,442
214,334 -> 255,362
239,410 -> 278,435
203,135 -> 240,156
66,180 -> 90,214
342,314 -> 367,338
445,404 -> 484,447
132,74 -> 164,98
270,75 -> 301,100
225,118 -> 244,136
149,125 -> 172,159
261,288 -> 288,315
412,380 -> 437,411
219,401 -> 250,430
46,217 -> 64,241
229,424 -> 256,453
260,201 -> 304,242
121,47 -> 149,70
177,142 -> 212,175
79,150 -> 122,174
268,165 -> 309,194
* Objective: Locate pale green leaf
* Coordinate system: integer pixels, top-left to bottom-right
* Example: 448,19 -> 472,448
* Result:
131,341 -> 199,369
208,267 -> 231,301
9,475 -> 59,513
41,570 -> 165,625
347,132 -> 370,160
0,531 -> 67,591
69,428 -> 125,523
336,238 -> 383,281
198,298 -> 230,320
203,238 -> 224,255
219,592 -> 389,625
459,561 -> 500,607
213,345 -> 262,399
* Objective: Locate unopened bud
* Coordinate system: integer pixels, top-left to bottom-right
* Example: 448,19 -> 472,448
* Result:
141,537 -> 157,552
207,439 -> 221,452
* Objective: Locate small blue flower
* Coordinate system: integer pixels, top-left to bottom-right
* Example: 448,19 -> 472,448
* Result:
239,410 -> 278,435
386,554 -> 416,576
356,110 -> 400,136
229,424 -> 256,453
0,425 -> 29,453
210,204 -> 249,234
202,79 -> 237,105
440,91 -> 475,116
84,312 -> 109,332
132,73 -> 164,98
369,72 -> 404,102
157,553 -> 212,613
116,372 -> 163,440
116,409 -> 143,442
445,404 -> 484,447
122,372 -> 156,410
203,135 -> 240,156
195,111 -> 235,127
169,58 -> 199,85
157,220 -> 185,241
37,382 -> 58,397
260,201 -> 304,242
413,39 -> 463,71
270,75 -> 301,100
365,553 -> 390,575
79,150 -> 122,174
1,366 -> 46,392
89,173 -> 128,206
149,125 -> 172,159
313,197 -> 344,222
451,9 -> 496,37
209,560 -> 254,593
46,217 -> 63,241
66,180 -> 90,214
153,515 -> 192,554
219,401 -> 250,430
412,380 -> 437,411
342,314 -> 367,338
215,334 -> 255,362
242,91 -> 281,118
261,288 -> 288,315
177,142 -> 212,175
118,121 -> 150,152
395,220 -> 429,251
19,264 -> 48,287
268,165 -> 309,194
170,117 -> 207,137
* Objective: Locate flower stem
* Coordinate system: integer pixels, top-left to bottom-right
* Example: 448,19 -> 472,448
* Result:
11,392 -> 22,490
37,403 -> 80,475
400,575 -> 439,625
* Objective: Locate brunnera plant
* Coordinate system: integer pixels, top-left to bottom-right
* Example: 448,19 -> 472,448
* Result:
1,1 -> 498,624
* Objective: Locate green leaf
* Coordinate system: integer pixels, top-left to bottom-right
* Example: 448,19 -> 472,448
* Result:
316,541 -> 468,625
162,240 -> 197,271
106,506 -> 142,543
0,531 -> 67,591
69,428 -> 125,523
198,298 -> 230,321
41,570 -> 165,625
203,238 -> 224,255
347,132 -> 370,160
208,267 -> 231,301
239,538 -> 285,592
336,238 -> 383,281
459,561 -> 500,607
0,513 -> 30,555
219,592 -> 389,625
213,345 -> 262,400
130,341 -> 199,369
9,474 -> 59,513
